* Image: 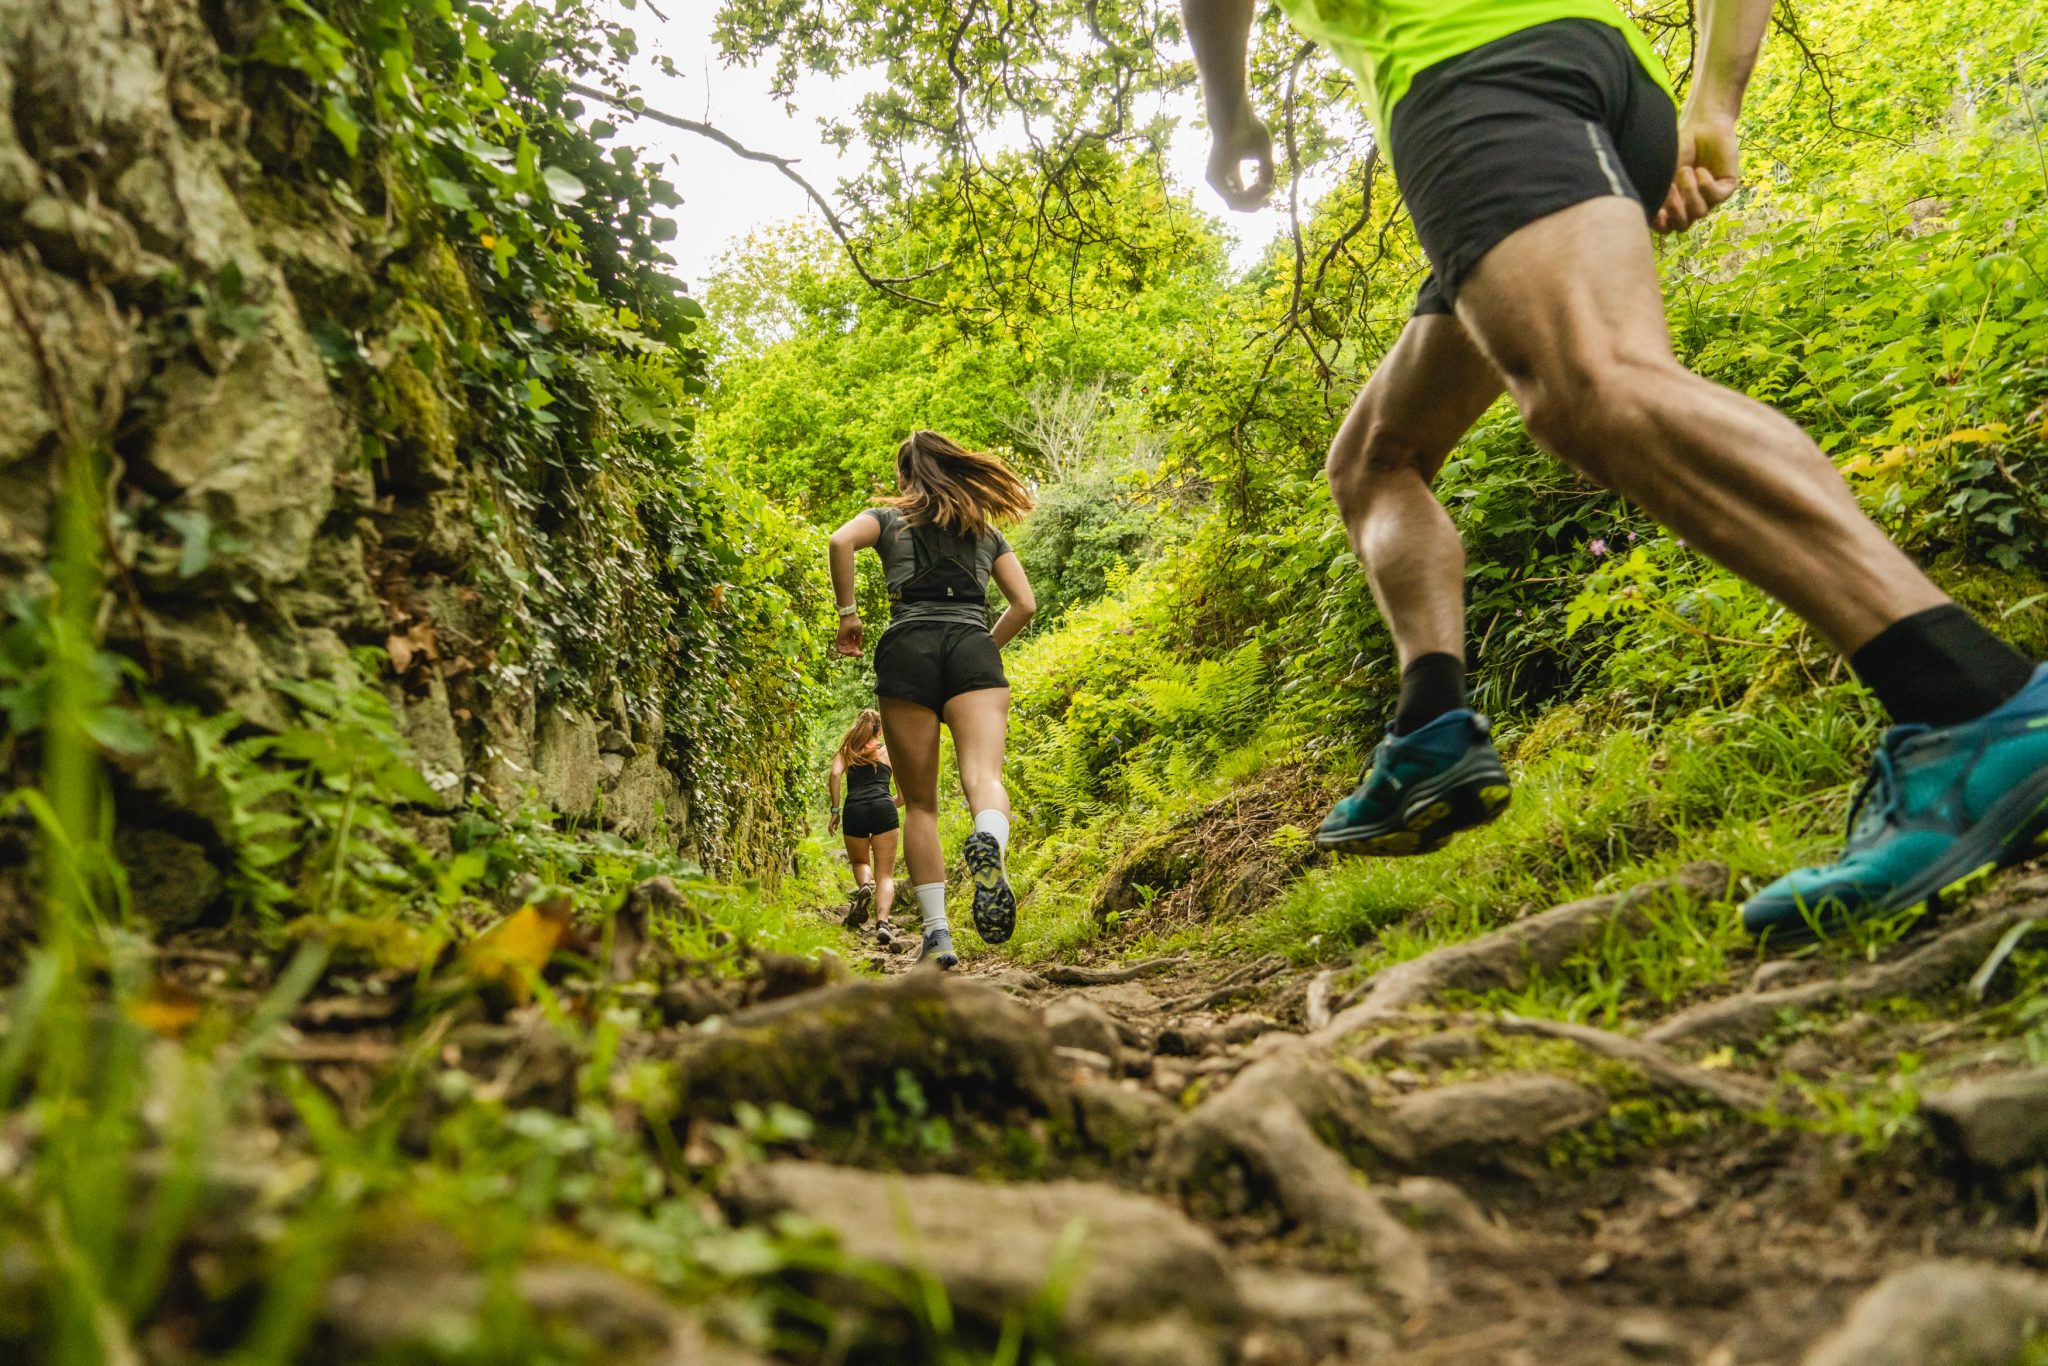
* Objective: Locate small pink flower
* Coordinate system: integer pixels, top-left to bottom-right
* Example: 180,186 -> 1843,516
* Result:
1589,538 -> 1609,557
1626,531 -> 1638,543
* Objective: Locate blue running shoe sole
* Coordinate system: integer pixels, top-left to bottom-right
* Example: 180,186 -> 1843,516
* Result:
1744,763 -> 2048,943
1316,752 -> 1512,858
963,832 -> 1016,944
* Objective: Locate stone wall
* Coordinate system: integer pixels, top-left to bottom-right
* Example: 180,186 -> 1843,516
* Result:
0,0 -> 696,927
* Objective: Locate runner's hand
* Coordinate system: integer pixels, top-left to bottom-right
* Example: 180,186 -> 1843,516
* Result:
828,813 -> 840,834
1654,112 -> 1740,234
1206,104 -> 1275,210
835,615 -> 862,656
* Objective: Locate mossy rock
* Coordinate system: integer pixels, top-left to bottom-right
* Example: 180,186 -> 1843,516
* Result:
1090,821 -> 1200,920
669,972 -> 1069,1133
1931,556 -> 2048,659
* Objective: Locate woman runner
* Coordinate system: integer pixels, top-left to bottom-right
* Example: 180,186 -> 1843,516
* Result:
826,709 -> 902,932
827,430 -> 1037,968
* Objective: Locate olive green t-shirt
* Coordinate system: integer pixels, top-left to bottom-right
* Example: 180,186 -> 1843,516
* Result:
1273,0 -> 1674,143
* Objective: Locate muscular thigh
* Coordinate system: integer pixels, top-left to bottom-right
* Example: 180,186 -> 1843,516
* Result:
1335,313 -> 1504,482
1452,196 -> 1676,405
879,698 -> 942,803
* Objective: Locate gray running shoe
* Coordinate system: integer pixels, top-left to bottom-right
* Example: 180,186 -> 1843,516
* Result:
918,926 -> 958,969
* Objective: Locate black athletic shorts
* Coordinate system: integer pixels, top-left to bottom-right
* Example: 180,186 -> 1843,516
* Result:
842,797 -> 899,839
1392,18 -> 1678,314
873,620 -> 1008,714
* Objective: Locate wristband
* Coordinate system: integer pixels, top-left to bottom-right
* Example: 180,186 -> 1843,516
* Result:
837,605 -> 859,618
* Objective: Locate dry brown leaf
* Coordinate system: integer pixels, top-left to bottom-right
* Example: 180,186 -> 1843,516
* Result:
386,631 -> 416,673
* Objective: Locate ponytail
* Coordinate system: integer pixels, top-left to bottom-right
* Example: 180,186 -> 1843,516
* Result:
887,430 -> 1034,537
836,709 -> 883,767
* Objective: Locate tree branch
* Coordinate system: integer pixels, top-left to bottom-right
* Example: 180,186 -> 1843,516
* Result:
564,80 -> 949,306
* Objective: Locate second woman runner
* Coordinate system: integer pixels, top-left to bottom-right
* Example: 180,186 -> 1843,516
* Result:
826,708 -> 902,933
827,430 -> 1037,968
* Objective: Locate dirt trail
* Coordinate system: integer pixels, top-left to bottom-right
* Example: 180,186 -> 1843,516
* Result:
801,863 -> 2048,1365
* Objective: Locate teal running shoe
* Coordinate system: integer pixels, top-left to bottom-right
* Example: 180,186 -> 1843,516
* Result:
1742,663 -> 2048,941
918,926 -> 958,969
1315,710 -> 1512,856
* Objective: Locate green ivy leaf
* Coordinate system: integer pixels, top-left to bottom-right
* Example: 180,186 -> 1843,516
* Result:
84,706 -> 155,757
427,177 -> 475,211
321,94 -> 361,156
541,166 -> 588,205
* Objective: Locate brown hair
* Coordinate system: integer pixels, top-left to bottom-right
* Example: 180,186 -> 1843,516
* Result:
887,430 -> 1034,537
836,708 -> 883,767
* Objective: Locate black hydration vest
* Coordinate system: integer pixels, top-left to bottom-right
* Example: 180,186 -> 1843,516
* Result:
895,521 -> 987,607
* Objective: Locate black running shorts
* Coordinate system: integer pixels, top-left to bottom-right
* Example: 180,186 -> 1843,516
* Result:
873,620 -> 1009,715
842,797 -> 900,839
1392,18 -> 1678,314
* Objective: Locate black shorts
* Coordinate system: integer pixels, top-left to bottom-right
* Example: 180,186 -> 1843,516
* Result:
873,620 -> 1008,714
842,797 -> 899,839
1392,19 -> 1678,314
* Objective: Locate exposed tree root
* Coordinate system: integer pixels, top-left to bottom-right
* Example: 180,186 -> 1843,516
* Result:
1492,1014 -> 1772,1111
1159,953 -> 1285,1011
1645,901 -> 2040,1049
1040,955 -> 1186,986
1152,1054 -> 1435,1312
1320,862 -> 1731,1032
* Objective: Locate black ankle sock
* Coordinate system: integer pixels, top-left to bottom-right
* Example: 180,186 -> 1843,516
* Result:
1392,652 -> 1468,736
1848,605 -> 2033,727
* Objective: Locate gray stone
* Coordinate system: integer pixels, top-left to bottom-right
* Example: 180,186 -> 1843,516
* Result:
391,672 -> 467,811
1616,1310 -> 1688,1359
1233,1266 -> 1391,1362
478,682 -> 538,811
144,305 -> 347,588
1801,1261 -> 2048,1366
730,1161 -> 1244,1360
605,744 -> 683,844
1042,994 -> 1124,1068
1386,1073 -> 1607,1163
534,707 -> 601,818
1921,1069 -> 2048,1172
1071,1079 -> 1179,1163
140,604 -> 292,732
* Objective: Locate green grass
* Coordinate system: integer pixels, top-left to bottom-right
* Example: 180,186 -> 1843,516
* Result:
991,683 -> 1908,1025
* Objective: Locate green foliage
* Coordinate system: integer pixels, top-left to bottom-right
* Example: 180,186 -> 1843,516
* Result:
701,194 -> 1226,529
242,0 -> 829,873
1009,468 -> 1176,627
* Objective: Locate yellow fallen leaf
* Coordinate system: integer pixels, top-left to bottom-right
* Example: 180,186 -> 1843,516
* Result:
464,898 -> 573,1001
128,980 -> 202,1039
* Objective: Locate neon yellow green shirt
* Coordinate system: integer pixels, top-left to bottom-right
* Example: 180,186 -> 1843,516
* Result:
1273,0 -> 1675,141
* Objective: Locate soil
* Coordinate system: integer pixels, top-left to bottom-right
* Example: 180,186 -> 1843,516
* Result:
833,860 -> 2048,1365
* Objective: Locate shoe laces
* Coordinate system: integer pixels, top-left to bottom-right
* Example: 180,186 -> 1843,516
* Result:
1843,740 -> 1907,849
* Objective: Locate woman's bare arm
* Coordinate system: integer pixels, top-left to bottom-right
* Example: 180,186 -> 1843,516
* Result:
827,512 -> 882,655
989,552 -> 1037,649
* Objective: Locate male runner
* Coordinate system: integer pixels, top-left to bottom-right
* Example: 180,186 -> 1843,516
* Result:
1183,0 -> 2048,936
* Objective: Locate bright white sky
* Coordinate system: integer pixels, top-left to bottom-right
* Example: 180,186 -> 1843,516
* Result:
604,1 -> 1300,292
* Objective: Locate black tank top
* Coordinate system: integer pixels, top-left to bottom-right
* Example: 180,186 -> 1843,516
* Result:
845,760 -> 892,805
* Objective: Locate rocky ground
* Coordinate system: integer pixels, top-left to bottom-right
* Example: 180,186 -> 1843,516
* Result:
20,860 -> 2048,1365
698,861 -> 2048,1364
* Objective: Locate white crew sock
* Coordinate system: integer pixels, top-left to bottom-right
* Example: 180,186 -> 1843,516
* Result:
914,882 -> 948,933
972,808 -> 1011,853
